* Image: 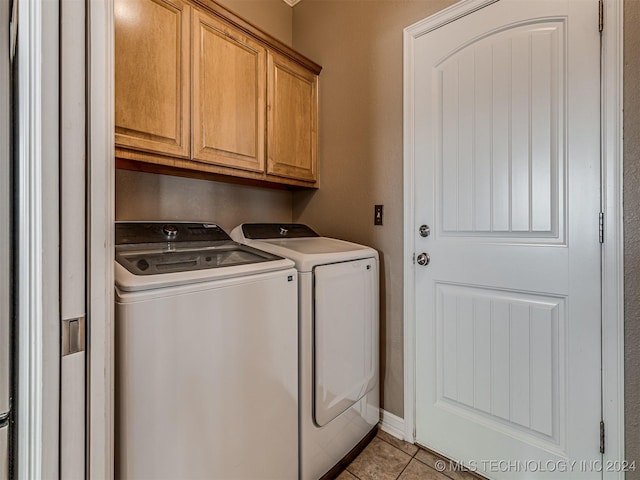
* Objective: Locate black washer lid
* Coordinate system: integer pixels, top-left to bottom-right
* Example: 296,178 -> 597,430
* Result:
116,222 -> 231,245
242,223 -> 319,239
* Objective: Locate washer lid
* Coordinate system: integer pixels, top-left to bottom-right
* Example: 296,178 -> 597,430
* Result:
230,224 -> 379,272
116,241 -> 283,276
114,222 -> 296,291
236,237 -> 378,273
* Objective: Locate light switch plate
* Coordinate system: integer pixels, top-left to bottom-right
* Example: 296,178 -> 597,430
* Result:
374,205 -> 383,225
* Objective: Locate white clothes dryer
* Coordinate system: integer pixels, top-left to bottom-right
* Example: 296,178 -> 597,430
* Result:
231,223 -> 380,480
115,222 -> 299,479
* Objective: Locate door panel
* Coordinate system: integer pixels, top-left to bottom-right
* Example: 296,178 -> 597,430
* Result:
114,0 -> 190,157
438,20 -> 564,241
61,0 -> 87,476
192,10 -> 266,172
267,52 -> 318,183
413,1 -> 601,478
437,284 -> 562,445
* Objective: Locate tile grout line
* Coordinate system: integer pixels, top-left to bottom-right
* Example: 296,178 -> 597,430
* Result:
345,433 -> 415,480
376,433 -> 419,458
375,433 -> 417,480
345,469 -> 364,480
346,432 -> 483,480
375,431 -> 488,480
412,451 -> 486,480
393,457 -> 413,480
414,452 -> 466,480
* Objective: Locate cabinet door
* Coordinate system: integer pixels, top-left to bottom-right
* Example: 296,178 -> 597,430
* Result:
192,11 -> 266,173
115,0 -> 190,158
267,53 -> 318,183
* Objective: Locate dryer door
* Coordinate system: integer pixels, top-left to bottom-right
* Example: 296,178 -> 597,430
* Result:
313,258 -> 378,427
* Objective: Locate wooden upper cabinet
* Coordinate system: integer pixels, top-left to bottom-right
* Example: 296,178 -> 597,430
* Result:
192,10 -> 266,172
114,0 -> 191,158
267,52 -> 318,183
114,0 -> 321,187
267,52 -> 318,182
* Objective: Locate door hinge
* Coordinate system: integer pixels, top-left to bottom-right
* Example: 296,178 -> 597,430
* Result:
599,212 -> 605,244
600,420 -> 605,454
599,0 -> 604,33
10,0 -> 17,61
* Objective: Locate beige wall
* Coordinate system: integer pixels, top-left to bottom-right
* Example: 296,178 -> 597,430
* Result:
624,0 -> 640,475
291,0 -> 456,416
115,170 -> 292,232
218,0 -> 293,46
115,0 -> 294,229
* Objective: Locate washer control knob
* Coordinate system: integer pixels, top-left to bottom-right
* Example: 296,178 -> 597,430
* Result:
136,259 -> 150,271
162,224 -> 178,239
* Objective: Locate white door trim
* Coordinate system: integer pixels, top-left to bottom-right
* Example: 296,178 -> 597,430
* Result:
599,0 -> 625,477
16,0 -> 60,477
402,0 -> 625,476
87,0 -> 116,478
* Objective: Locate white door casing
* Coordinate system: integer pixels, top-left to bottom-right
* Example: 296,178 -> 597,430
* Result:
0,2 -> 10,476
408,1 -> 603,478
16,0 -> 61,477
87,0 -> 116,478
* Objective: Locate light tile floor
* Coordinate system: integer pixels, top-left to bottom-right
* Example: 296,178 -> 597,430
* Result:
336,429 -> 484,480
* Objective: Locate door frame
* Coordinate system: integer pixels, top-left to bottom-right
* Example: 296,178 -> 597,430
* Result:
87,0 -> 116,478
0,0 -> 11,477
402,0 -> 625,477
15,0 -> 61,477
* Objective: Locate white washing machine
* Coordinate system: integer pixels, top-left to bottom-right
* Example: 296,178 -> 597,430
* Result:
231,223 -> 380,480
114,222 -> 299,480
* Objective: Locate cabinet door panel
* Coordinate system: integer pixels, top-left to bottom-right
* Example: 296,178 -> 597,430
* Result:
115,0 -> 190,157
267,53 -> 318,183
192,11 -> 266,173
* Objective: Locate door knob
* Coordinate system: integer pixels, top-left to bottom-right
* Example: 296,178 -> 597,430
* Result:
416,253 -> 430,266
419,225 -> 431,237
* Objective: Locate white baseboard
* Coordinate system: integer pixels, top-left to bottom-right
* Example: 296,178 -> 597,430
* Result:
379,410 -> 407,441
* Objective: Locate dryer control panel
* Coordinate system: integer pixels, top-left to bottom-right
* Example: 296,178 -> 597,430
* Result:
241,223 -> 319,239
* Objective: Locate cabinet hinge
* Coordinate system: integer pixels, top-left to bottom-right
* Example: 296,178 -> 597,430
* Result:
412,253 -> 416,265
599,212 -> 605,244
599,0 -> 604,33
600,420 -> 605,454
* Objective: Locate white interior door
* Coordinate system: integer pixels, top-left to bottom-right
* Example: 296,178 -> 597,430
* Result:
60,0 -> 87,477
411,1 -> 602,478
